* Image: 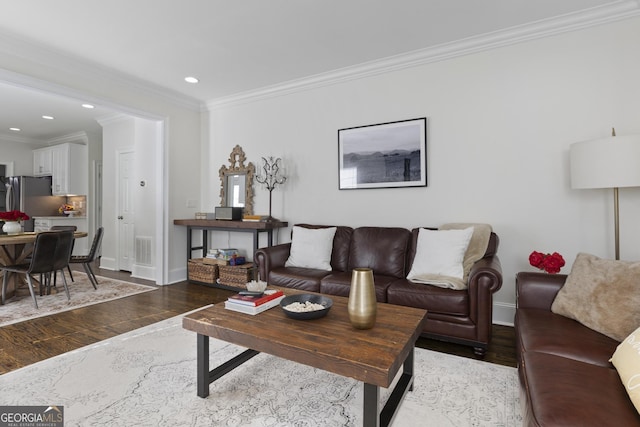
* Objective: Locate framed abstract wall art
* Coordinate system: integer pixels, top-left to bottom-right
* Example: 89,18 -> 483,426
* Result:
338,117 -> 427,190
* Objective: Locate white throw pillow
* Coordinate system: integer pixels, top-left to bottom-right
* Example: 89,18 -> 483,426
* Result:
610,325 -> 640,415
285,226 -> 337,271
407,227 -> 474,290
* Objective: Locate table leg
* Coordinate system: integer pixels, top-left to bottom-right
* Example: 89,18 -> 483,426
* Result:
363,383 -> 380,427
0,242 -> 33,300
364,347 -> 415,427
253,231 -> 258,254
196,333 -> 260,398
202,229 -> 208,258
197,334 -> 210,398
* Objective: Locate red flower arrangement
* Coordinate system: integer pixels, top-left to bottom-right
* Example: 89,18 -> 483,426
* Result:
529,251 -> 565,274
0,210 -> 30,222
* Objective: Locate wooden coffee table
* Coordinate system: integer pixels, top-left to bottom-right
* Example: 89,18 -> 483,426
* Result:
182,288 -> 428,427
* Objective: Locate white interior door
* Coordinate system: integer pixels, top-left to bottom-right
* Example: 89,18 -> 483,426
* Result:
117,150 -> 135,272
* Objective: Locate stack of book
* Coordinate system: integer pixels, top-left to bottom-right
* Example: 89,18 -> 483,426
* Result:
205,248 -> 246,265
224,289 -> 285,315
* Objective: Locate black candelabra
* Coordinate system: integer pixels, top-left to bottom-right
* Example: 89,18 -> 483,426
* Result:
256,157 -> 286,222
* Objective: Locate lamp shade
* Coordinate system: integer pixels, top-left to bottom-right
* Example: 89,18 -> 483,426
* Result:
570,134 -> 640,189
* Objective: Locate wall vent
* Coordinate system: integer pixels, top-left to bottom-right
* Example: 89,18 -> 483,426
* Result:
135,236 -> 153,266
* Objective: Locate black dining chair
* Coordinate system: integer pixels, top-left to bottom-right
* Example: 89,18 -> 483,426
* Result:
50,225 -> 77,282
1,231 -> 72,308
69,227 -> 104,289
46,230 -> 75,296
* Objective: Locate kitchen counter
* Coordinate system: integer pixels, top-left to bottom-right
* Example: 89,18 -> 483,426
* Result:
33,216 -> 87,219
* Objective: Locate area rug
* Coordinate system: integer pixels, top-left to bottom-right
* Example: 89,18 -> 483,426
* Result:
0,273 -> 156,327
0,312 -> 522,426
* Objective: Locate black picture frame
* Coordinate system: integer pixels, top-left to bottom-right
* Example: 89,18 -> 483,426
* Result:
338,118 -> 427,190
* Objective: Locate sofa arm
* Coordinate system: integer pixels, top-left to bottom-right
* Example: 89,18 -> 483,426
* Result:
516,272 -> 567,311
254,243 -> 292,281
466,255 -> 502,345
468,255 -> 503,295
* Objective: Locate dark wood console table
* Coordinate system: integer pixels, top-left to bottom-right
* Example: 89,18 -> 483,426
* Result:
173,219 -> 288,260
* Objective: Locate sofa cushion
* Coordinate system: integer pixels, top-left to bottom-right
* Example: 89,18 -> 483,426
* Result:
551,252 -> 640,342
516,308 -> 619,367
611,325 -> 640,414
406,227 -> 474,289
320,271 -> 393,303
285,226 -> 337,271
266,266 -> 329,292
521,351 -> 640,426
348,227 -> 410,278
387,279 -> 469,316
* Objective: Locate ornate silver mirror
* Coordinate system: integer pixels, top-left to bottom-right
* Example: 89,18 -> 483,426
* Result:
219,145 -> 255,215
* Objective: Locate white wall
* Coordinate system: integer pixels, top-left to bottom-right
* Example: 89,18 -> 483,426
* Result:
206,17 -> 640,325
0,138 -> 37,175
99,115 -> 160,280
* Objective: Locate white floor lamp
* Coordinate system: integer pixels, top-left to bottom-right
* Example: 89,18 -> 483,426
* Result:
570,129 -> 640,260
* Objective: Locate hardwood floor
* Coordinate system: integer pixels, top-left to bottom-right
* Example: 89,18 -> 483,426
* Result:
0,263 -> 517,375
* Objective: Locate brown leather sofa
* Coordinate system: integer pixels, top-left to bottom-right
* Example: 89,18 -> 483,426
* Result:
515,272 -> 640,426
254,224 -> 503,357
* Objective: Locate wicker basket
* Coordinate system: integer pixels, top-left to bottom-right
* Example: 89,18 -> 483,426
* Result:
218,263 -> 255,287
188,258 -> 219,284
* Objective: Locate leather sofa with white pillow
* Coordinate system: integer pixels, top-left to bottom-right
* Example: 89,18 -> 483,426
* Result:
515,270 -> 640,426
254,223 -> 503,357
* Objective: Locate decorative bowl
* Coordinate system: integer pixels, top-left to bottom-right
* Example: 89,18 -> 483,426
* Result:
246,280 -> 267,292
280,294 -> 333,320
63,211 -> 76,217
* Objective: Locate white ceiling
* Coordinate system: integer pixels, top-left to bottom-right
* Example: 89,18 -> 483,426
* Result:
0,0 -> 636,142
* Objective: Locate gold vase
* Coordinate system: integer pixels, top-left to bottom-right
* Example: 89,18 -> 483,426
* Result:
348,268 -> 377,329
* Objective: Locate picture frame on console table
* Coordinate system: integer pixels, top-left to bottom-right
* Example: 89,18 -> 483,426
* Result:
338,117 -> 427,190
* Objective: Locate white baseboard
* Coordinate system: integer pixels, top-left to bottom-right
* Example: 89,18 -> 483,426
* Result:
131,264 -> 156,282
168,266 -> 187,285
493,301 -> 515,327
99,257 -> 117,271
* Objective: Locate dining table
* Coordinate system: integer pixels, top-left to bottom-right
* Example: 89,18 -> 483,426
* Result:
0,231 -> 88,301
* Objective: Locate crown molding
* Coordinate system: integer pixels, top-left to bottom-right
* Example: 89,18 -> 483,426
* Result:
0,31 -> 202,113
207,0 -> 640,110
96,113 -> 135,127
46,131 -> 88,146
0,131 -> 42,145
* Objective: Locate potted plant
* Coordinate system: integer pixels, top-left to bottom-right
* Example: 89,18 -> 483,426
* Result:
0,210 -> 30,234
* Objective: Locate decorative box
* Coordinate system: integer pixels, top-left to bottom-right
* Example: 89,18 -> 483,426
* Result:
218,263 -> 256,287
187,258 -> 219,284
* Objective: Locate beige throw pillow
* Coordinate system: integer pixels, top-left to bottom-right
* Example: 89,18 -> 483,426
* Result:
551,253 -> 640,342
285,226 -> 337,271
610,325 -> 640,415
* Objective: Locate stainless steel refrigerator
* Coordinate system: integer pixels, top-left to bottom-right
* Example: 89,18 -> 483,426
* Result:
4,176 -> 65,231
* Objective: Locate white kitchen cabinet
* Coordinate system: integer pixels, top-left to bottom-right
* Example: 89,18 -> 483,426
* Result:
33,146 -> 53,176
51,143 -> 88,196
34,216 -> 89,256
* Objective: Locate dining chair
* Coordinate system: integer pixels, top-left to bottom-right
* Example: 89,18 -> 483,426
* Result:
45,230 -> 75,296
50,225 -> 77,282
69,227 -> 104,289
1,231 -> 71,309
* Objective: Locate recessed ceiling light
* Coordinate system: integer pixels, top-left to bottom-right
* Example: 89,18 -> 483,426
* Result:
42,115 -> 54,120
184,76 -> 199,84
9,127 -> 20,132
82,103 -> 95,109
